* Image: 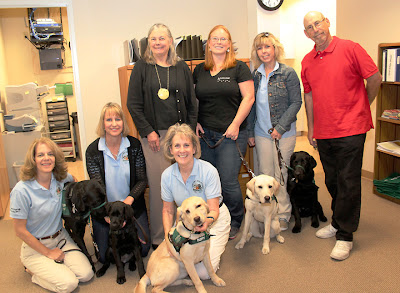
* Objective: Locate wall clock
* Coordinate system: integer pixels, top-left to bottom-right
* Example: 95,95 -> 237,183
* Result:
257,0 -> 284,11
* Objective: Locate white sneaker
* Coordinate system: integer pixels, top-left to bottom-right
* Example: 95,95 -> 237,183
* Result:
330,240 -> 353,260
316,224 -> 338,239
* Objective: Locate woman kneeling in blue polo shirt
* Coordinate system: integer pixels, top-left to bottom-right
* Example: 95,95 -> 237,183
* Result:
161,123 -> 231,280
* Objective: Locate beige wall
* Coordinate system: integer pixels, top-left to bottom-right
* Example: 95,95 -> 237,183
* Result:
337,0 -> 400,174
71,0 -> 251,153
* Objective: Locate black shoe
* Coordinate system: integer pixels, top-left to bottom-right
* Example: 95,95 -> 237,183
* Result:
229,226 -> 240,240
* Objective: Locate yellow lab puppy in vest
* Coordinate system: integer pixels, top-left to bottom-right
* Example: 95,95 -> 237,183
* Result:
134,196 -> 225,293
235,174 -> 285,254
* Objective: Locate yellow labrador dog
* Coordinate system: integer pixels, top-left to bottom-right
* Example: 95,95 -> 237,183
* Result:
134,196 -> 225,293
235,175 -> 284,254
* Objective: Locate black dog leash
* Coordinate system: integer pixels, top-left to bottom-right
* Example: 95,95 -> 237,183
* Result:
199,132 -> 225,149
54,238 -> 82,264
268,128 -> 294,186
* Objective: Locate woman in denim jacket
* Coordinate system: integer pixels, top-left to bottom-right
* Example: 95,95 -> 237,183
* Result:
247,32 -> 302,231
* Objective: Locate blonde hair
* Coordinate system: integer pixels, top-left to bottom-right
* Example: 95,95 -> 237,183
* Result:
96,102 -> 130,137
251,32 -> 285,69
143,23 -> 178,66
163,123 -> 201,161
204,25 -> 237,71
20,137 -> 68,182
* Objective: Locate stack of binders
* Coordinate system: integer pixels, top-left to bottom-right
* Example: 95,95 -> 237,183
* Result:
175,35 -> 205,60
382,47 -> 400,82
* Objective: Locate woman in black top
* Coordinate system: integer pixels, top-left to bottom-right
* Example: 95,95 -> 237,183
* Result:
86,102 -> 150,260
193,25 -> 254,240
127,23 -> 197,247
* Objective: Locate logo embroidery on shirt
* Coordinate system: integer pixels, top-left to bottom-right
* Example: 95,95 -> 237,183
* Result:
217,77 -> 230,83
192,180 -> 204,192
56,186 -> 61,195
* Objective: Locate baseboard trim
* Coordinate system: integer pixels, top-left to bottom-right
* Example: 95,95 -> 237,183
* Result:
362,169 -> 373,180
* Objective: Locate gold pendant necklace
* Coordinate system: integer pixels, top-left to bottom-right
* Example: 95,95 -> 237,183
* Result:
155,65 -> 169,100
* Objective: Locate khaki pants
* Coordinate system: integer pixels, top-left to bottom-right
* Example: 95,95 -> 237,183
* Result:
255,135 -> 296,222
141,130 -> 172,246
21,228 -> 93,293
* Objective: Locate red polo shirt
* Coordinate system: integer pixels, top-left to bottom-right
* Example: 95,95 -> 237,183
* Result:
301,36 -> 378,139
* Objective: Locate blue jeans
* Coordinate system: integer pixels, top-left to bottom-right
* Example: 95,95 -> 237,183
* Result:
92,210 -> 151,263
200,127 -> 248,228
317,133 -> 366,242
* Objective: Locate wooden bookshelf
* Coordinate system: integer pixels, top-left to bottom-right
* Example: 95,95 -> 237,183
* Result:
373,43 -> 400,204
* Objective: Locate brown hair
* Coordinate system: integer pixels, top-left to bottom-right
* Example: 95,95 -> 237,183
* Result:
96,102 -> 130,137
143,23 -> 178,66
251,32 -> 285,69
163,123 -> 201,161
204,25 -> 237,71
20,137 -> 68,181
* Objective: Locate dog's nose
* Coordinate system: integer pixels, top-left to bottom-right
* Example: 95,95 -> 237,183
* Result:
264,196 -> 270,202
194,216 -> 201,223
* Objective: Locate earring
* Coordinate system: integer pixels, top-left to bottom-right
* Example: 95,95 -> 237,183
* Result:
227,48 -> 230,53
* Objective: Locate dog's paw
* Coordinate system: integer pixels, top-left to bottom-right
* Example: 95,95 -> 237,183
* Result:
311,221 -> 320,228
292,226 -> 301,233
116,276 -> 126,285
262,246 -> 270,255
128,261 -> 136,271
95,268 -> 106,278
182,279 -> 194,286
235,240 -> 245,249
276,235 -> 285,243
212,276 -> 226,287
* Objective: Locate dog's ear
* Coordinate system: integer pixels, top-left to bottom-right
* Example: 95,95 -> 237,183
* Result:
204,202 -> 210,214
124,204 -> 134,221
176,206 -> 183,222
309,155 -> 317,169
273,177 -> 280,193
290,153 -> 296,167
71,182 -> 86,211
105,202 -> 113,215
246,177 -> 256,194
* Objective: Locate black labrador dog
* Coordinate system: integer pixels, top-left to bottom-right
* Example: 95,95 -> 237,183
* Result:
62,179 -> 107,272
287,151 -> 327,233
96,201 -> 145,284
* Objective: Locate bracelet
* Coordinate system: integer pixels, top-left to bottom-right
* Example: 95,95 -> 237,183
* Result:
207,216 -> 215,224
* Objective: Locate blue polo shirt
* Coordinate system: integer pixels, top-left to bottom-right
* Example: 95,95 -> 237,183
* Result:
99,136 -> 131,202
10,173 -> 73,238
161,158 -> 222,206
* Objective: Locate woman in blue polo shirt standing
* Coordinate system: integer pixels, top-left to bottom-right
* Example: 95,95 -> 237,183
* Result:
161,123 -> 231,280
10,137 -> 93,292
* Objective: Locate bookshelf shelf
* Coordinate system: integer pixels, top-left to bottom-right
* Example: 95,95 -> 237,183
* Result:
373,43 -> 400,203
377,117 -> 400,125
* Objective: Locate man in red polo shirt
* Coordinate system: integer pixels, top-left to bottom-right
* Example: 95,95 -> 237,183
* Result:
301,11 -> 382,261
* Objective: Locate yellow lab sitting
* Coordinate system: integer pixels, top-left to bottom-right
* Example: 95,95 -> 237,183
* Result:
235,175 -> 285,254
134,196 -> 225,293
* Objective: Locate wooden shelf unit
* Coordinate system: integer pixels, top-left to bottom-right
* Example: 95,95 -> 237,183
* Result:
373,43 -> 400,204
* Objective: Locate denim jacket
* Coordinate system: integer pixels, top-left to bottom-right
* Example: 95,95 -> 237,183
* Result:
247,63 -> 302,137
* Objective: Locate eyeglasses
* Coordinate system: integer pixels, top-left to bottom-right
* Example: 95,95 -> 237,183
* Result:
210,37 -> 229,43
305,18 -> 326,32
261,32 -> 270,38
